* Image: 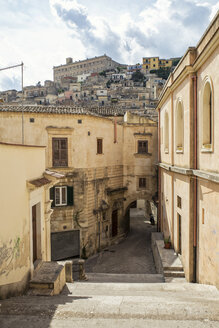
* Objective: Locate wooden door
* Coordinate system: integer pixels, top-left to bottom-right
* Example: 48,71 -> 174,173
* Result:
32,205 -> 37,263
112,210 -> 118,237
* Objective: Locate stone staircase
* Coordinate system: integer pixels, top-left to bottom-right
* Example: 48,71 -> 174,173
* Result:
164,265 -> 185,281
85,272 -> 164,283
1,281 -> 219,327
28,261 -> 66,296
151,232 -> 186,282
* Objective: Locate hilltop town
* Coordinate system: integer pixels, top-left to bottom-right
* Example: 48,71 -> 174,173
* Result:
0,54 -> 180,116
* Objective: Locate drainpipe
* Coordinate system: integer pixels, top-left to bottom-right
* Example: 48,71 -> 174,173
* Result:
171,91 -> 174,244
192,74 -> 197,282
158,108 -> 161,232
114,116 -> 117,143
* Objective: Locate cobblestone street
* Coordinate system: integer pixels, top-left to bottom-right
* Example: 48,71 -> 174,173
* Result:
85,215 -> 157,275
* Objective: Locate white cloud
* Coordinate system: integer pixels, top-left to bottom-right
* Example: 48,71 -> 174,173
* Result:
0,0 -> 218,90
210,1 -> 219,18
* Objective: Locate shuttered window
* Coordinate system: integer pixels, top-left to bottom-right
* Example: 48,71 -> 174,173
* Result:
138,140 -> 148,154
50,186 -> 74,207
52,138 -> 68,167
139,178 -> 146,188
55,186 -> 67,206
97,138 -> 103,154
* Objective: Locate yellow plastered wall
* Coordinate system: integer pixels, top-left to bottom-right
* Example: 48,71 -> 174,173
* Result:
0,143 -> 46,294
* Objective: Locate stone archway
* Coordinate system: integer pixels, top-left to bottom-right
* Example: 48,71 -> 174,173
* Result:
123,193 -> 158,232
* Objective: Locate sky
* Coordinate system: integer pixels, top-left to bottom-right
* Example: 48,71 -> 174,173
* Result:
0,0 -> 218,91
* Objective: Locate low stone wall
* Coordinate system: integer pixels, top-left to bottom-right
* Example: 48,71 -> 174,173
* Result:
151,232 -> 164,274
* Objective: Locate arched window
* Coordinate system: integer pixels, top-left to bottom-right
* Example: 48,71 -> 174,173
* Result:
202,79 -> 213,148
176,100 -> 184,151
164,111 -> 169,152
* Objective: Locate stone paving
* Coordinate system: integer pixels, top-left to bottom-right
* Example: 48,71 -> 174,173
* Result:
1,282 -> 219,327
1,214 -> 219,327
85,216 -> 157,276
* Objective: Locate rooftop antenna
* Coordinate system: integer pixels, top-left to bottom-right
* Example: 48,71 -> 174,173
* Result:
0,62 -> 24,144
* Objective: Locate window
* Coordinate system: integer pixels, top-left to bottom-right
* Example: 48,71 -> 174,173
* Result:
202,208 -> 205,224
97,138 -> 103,154
202,79 -> 213,148
164,111 -> 169,152
50,186 -> 74,207
55,186 -> 67,206
139,178 -> 146,188
52,138 -> 68,167
138,140 -> 148,154
176,100 -> 184,151
178,213 -> 182,255
177,196 -> 182,209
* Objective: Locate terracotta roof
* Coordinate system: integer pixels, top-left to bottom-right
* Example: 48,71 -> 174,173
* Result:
29,177 -> 50,188
0,104 -> 125,117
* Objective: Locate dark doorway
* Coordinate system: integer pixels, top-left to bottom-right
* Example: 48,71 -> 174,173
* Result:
32,205 -> 37,263
178,213 -> 182,254
112,210 -> 118,237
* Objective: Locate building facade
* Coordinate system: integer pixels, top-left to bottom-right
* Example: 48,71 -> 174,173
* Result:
0,105 -> 158,259
142,57 -> 173,71
53,55 -> 122,84
157,12 -> 219,288
0,142 -> 57,299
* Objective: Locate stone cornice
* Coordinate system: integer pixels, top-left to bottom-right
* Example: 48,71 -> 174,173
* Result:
159,163 -> 219,184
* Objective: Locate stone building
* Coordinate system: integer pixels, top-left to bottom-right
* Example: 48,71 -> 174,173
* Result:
0,90 -> 17,103
53,55 -> 122,84
157,11 -> 219,288
0,105 -> 158,259
142,57 -> 174,71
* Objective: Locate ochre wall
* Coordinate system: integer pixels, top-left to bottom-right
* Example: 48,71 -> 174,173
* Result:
0,143 -> 46,298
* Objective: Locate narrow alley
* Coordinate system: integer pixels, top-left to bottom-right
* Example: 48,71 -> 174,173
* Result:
84,212 -> 163,283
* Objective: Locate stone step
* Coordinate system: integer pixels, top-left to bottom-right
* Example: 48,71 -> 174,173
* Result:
1,282 -> 219,325
164,271 -> 185,278
26,288 -> 54,296
85,273 -> 164,283
164,266 -> 184,272
165,277 -> 187,283
29,261 -> 66,295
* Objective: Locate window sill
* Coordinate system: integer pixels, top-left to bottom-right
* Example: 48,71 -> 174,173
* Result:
164,149 -> 169,154
176,148 -> 183,154
96,153 -> 104,155
134,152 -> 152,157
201,145 -> 213,153
50,166 -> 74,171
53,205 -> 74,209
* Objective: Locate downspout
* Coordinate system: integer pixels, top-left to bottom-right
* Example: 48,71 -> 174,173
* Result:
171,90 -> 174,244
114,116 -> 117,143
192,74 -> 197,282
158,108 -> 161,232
